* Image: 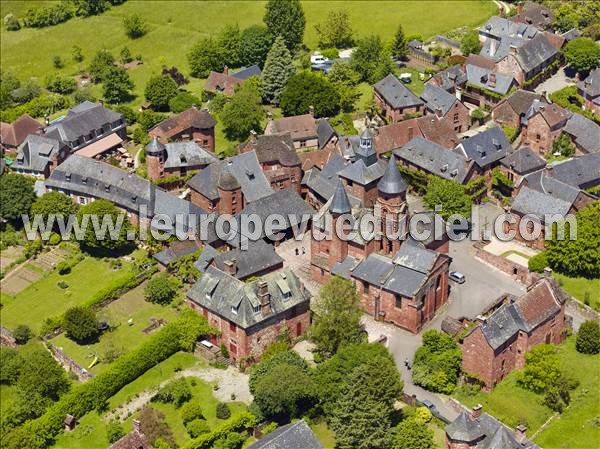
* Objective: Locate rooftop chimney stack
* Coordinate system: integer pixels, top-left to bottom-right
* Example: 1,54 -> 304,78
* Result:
309,105 -> 315,117
515,424 -> 527,442
250,130 -> 257,144
471,404 -> 483,420
489,73 -> 497,87
224,259 -> 237,276
258,281 -> 272,317
133,420 -> 141,434
223,65 -> 229,75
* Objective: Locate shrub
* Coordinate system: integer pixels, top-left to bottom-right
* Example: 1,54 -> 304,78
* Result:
179,412 -> 256,449
186,419 -> 210,438
13,325 -> 32,345
528,252 -> 548,273
144,272 -> 178,304
24,239 -> 43,259
153,378 -> 192,407
412,330 -> 462,394
24,3 -> 73,28
45,74 -> 76,94
106,420 -> 124,443
56,261 -> 72,275
576,320 -> 600,354
413,406 -> 433,424
4,14 -> 20,31
169,91 -> 201,113
216,402 -> 231,420
53,55 -> 64,69
319,47 -> 339,60
63,306 -> 99,343
48,233 -> 62,246
123,13 -> 146,39
181,401 -> 204,423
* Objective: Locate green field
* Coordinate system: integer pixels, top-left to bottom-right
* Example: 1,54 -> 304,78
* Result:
454,337 -> 600,447
553,273 -> 600,311
0,256 -> 136,333
0,0 -> 497,111
49,281 -> 180,375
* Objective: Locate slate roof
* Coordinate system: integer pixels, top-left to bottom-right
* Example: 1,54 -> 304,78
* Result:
563,113 -> 600,154
427,65 -> 467,92
394,137 -> 472,183
45,101 -> 123,144
378,154 -> 407,194
421,84 -> 458,116
523,169 -> 581,202
187,151 -> 273,202
13,134 -> 63,173
163,141 -> 218,169
337,158 -> 386,186
240,133 -> 300,166
512,1 -> 555,29
511,186 -> 573,217
560,28 -> 580,41
0,114 -> 42,147
211,240 -> 283,280
248,421 -> 324,449
265,114 -> 318,142
500,147 -> 546,175
187,266 -> 311,330
549,153 -> 600,188
316,118 -> 337,149
466,65 -> 515,95
522,99 -> 569,128
457,127 -> 511,169
329,179 -> 352,214
480,16 -> 540,40
503,89 -> 542,117
331,255 -> 359,280
153,241 -> 200,266
579,68 -> 600,98
149,107 -> 217,140
231,65 -> 262,80
513,34 -> 558,74
374,74 -> 424,109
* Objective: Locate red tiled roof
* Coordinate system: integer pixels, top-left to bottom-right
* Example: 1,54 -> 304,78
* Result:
149,107 -> 216,141
465,54 -> 496,71
515,278 -> 563,329
0,114 -> 42,147
265,114 -> 318,141
374,115 -> 458,154
204,71 -> 244,97
299,148 -> 335,171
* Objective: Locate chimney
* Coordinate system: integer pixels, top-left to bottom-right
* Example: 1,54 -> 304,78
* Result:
516,1 -> 524,14
223,259 -> 237,276
471,404 -> 483,420
510,45 -> 518,55
250,129 -> 257,144
309,105 -> 315,117
133,419 -> 141,434
489,73 -> 496,87
435,107 -> 443,117
257,281 -> 272,316
515,424 -> 527,442
476,315 -> 486,325
543,266 -> 552,277
223,65 -> 229,75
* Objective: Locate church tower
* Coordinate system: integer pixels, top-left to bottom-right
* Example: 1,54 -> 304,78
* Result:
328,180 -> 351,269
145,137 -> 167,181
376,154 -> 408,255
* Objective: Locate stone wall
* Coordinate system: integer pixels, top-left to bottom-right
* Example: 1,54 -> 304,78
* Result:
0,326 -> 16,348
48,344 -> 94,382
473,241 -> 533,284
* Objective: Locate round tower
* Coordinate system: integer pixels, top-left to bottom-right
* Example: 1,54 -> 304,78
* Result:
377,154 -> 408,254
145,137 -> 166,180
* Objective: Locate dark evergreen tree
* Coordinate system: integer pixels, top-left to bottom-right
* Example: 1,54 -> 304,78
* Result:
261,36 -> 294,104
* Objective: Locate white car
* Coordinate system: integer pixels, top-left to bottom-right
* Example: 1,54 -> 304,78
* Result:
311,53 -> 329,64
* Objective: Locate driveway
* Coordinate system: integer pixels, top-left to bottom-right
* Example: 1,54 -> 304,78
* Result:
534,66 -> 575,95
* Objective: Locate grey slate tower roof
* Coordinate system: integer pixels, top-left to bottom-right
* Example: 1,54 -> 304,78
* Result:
355,127 -> 378,166
248,421 -> 324,449
329,180 -> 351,215
378,154 -> 407,194
145,136 -> 165,155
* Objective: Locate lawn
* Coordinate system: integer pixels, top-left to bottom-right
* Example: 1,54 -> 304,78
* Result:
311,420 -> 336,449
0,1 -> 497,111
49,282 -> 180,375
454,337 -> 600,446
0,256 -> 136,333
553,273 -> 600,311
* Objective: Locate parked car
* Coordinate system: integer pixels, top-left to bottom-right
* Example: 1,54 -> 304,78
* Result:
310,53 -> 329,64
421,400 -> 437,411
399,73 -> 412,84
449,271 -> 465,284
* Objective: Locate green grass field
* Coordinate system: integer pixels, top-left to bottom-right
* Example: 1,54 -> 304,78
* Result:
0,256 -> 135,333
454,337 -> 600,447
553,273 -> 600,311
49,282 -> 180,375
0,0 -> 497,111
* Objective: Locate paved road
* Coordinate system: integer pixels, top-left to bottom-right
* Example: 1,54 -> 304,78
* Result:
534,66 -> 575,95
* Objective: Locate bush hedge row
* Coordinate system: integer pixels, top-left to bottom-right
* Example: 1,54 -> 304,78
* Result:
182,412 -> 257,449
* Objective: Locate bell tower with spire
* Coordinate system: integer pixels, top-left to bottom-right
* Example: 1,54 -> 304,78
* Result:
328,180 -> 352,269
376,154 -> 408,255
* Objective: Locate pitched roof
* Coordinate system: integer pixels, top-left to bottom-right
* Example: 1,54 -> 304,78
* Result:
562,113 -> 600,154
0,114 -> 42,147
522,99 -> 569,128
187,266 -> 310,329
457,127 -> 511,169
513,33 -> 558,73
511,186 -> 573,217
265,114 -> 318,142
421,84 -> 458,116
187,151 -> 273,202
378,154 -> 408,194
14,134 -> 63,173
153,240 -> 200,266
374,74 -> 424,109
149,107 -> 217,140
45,101 -> 122,143
337,158 -> 386,186
108,427 -> 153,449
239,133 -> 300,166
548,153 -> 600,188
204,71 -> 244,96
248,421 -> 324,449
163,141 -> 218,169
504,89 -> 542,116
394,137 -> 471,183
231,65 -> 262,80
211,240 -> 283,280
480,16 -> 540,40
329,179 -> 352,214
524,169 -> 581,202
300,148 -> 335,171
464,54 -> 497,71
579,68 -> 600,98
427,64 -> 467,91
512,1 -> 555,29
316,118 -> 337,149
500,147 -> 546,174
466,65 -> 515,95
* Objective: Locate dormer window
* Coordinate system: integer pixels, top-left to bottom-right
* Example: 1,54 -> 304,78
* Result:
253,305 -> 260,314
246,170 -> 255,180
65,173 -> 71,181
231,305 -> 238,315
81,176 -> 87,184
105,184 -> 110,192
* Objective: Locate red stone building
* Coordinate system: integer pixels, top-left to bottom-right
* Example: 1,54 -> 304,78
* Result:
0,114 -> 43,153
578,68 -> 600,115
149,106 -> 217,152
520,100 -> 570,155
374,74 -> 425,123
186,266 -> 311,363
462,277 -> 568,390
420,84 -> 471,133
491,89 -> 542,129
264,110 -> 337,151
145,137 -> 217,181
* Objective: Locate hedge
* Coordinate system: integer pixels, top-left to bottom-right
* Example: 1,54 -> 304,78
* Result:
6,313 -> 212,449
182,412 -> 258,449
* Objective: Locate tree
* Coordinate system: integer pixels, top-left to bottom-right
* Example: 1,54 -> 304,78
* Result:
220,82 -> 265,141
261,36 -> 294,104
186,419 -> 210,438
546,201 -> 600,278
554,3 -> 581,33
138,109 -> 167,131
188,37 -> 224,78
77,199 -> 134,255
249,350 -> 308,393
73,0 -> 110,17
168,91 -> 201,113
72,45 -> 84,62
315,9 -> 354,48
144,272 -> 178,304
0,173 -> 36,222
63,306 -> 100,342
102,66 -> 134,103
423,177 -> 472,221
106,420 -> 125,443
280,72 -> 340,118
145,75 -> 178,111
13,325 -> 32,345
53,55 -> 64,69
120,46 -> 133,64
123,13 -> 146,39
45,74 -> 77,94
391,24 -> 408,60
240,25 -> 274,68
16,346 -> 70,402
460,29 -> 482,56
562,38 -> 600,75
263,0 -> 305,51
328,61 -> 361,112
217,23 -> 242,68
552,132 -> 575,157
0,347 -> 23,385
330,357 -> 403,449
153,378 -> 192,407
162,66 -> 188,86
310,276 -> 366,358
180,400 -> 204,423
350,34 -> 392,84
392,418 -> 436,449
528,251 -> 549,273
412,330 -> 462,394
139,406 -> 176,448
216,402 -> 231,419
168,248 -> 202,282
31,191 -> 78,225
576,320 -> 600,354
88,49 -> 116,82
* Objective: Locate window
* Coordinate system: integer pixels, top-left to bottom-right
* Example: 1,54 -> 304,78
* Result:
253,305 -> 261,314
300,140 -> 306,148
229,321 -> 236,332
231,305 -> 238,315
535,133 -> 541,142
347,180 -> 353,187
395,296 -> 402,308
453,113 -> 459,122
78,197 -> 87,205
364,282 -> 370,294
229,341 -> 237,355
203,139 -> 209,146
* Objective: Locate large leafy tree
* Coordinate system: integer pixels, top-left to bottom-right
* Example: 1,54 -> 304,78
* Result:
562,37 -> 600,75
145,75 -> 178,111
412,330 -> 462,394
188,37 -> 224,78
391,24 -> 408,60
330,357 -> 403,449
0,173 -> 36,223
220,82 -> 265,141
350,34 -> 394,84
310,276 -> 366,358
576,320 -> 600,354
328,61 -> 361,112
460,29 -> 482,56
240,25 -> 274,68
63,306 -> 100,343
279,72 -> 340,118
423,177 -> 472,221
144,272 -> 179,305
249,350 -> 308,393
315,9 -> 354,48
102,66 -> 134,104
546,201 -> 600,278
261,36 -> 294,104
88,49 -> 116,82
123,13 -> 146,39
263,0 -> 305,51
217,23 -> 242,68
392,418 -> 436,449
77,199 -> 134,255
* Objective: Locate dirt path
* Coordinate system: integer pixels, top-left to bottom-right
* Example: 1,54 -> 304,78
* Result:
105,365 -> 252,422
